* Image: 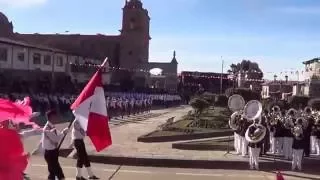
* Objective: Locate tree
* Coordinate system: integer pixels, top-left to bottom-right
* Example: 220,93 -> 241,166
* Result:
228,60 -> 263,79
189,98 -> 210,117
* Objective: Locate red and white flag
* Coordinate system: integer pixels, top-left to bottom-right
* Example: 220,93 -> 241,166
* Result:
71,58 -> 112,152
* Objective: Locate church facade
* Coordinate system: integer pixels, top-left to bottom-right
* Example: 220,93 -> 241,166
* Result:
0,0 -> 178,91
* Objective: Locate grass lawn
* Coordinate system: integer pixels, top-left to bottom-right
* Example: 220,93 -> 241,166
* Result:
141,106 -> 232,139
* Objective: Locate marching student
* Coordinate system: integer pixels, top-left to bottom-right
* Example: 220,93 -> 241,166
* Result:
292,118 -> 305,171
246,118 -> 266,170
71,119 -> 99,180
42,110 -> 69,180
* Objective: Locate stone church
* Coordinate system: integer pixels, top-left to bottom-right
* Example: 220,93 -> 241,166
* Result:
0,0 -> 178,90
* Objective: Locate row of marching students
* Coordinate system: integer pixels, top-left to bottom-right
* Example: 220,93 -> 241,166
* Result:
106,94 -> 182,119
106,97 -> 152,119
231,106 -> 320,171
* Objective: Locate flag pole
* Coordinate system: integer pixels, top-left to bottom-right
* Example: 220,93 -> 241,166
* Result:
57,57 -> 109,150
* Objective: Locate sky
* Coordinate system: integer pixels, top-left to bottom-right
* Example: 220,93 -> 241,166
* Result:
1,0 -> 320,80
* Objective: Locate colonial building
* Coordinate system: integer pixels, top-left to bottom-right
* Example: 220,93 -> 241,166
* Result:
293,58 -> 320,97
261,75 -> 297,100
0,0 -> 178,90
0,37 -> 111,85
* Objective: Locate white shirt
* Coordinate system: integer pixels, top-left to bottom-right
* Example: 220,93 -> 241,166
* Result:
71,120 -> 86,140
41,122 -> 64,150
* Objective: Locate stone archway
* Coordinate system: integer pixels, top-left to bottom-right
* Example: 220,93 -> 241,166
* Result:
141,62 -> 178,91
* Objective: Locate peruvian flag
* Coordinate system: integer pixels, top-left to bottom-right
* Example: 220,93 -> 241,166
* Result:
71,58 -> 112,152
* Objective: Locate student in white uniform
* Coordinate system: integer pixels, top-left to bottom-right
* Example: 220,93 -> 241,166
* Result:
71,119 -> 99,180
42,110 -> 69,180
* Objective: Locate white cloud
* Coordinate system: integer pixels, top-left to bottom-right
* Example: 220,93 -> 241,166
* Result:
0,0 -> 47,8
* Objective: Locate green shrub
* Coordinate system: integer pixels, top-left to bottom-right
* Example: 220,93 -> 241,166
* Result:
200,92 -> 216,105
189,98 -> 210,116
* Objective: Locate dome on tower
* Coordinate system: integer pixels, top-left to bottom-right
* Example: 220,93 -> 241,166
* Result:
0,12 -> 9,25
0,12 -> 14,37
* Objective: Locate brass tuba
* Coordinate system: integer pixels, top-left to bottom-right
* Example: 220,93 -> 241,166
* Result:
284,108 -> 296,129
269,106 -> 281,125
245,123 -> 267,143
292,124 -> 304,140
229,111 -> 243,131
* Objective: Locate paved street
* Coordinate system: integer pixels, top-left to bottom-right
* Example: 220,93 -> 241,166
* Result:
26,156 -> 320,180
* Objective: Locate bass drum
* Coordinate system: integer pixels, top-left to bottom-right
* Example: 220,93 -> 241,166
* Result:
243,100 -> 263,121
228,94 -> 245,112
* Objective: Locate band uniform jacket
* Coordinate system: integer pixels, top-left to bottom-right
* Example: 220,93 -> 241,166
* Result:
292,135 -> 305,150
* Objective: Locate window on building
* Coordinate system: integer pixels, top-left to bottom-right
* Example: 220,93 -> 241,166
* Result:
44,55 -> 51,65
17,52 -> 25,62
0,47 -> 8,61
33,53 -> 41,64
56,56 -> 64,67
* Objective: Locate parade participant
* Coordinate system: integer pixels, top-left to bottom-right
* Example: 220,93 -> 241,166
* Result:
283,109 -> 296,160
246,118 -> 266,170
229,111 -> 243,155
304,115 -> 314,157
311,121 -> 317,155
274,114 -> 284,155
240,118 -> 250,157
259,111 -> 270,155
0,126 -> 29,180
42,110 -> 69,180
292,118 -> 305,171
71,119 -> 99,180
315,120 -> 320,155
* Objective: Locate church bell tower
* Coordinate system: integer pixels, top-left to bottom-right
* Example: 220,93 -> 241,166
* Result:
120,0 -> 151,69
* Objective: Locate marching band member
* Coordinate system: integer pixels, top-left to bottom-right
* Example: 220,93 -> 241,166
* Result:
71,119 -> 99,180
246,118 -> 266,170
283,109 -> 295,160
229,111 -> 242,155
274,114 -> 284,155
259,111 -> 270,155
240,117 -> 250,157
315,120 -> 320,155
304,114 -> 314,157
292,118 -> 305,171
41,110 -> 69,180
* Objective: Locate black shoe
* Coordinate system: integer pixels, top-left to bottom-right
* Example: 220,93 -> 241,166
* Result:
76,177 -> 87,180
89,176 -> 99,179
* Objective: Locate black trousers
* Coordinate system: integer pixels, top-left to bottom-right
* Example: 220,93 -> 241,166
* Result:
74,139 -> 91,168
44,149 -> 65,180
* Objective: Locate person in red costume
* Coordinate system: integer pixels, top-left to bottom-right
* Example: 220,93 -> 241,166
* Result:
0,126 -> 29,180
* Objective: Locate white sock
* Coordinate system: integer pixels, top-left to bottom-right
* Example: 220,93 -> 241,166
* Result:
87,167 -> 94,177
76,168 -> 82,178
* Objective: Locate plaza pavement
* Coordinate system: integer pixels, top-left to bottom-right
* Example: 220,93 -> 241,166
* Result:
26,156 -> 320,180
24,105 -> 320,172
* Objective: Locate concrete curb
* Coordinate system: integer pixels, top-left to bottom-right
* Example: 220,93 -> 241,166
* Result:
137,130 -> 233,143
59,149 -> 320,172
